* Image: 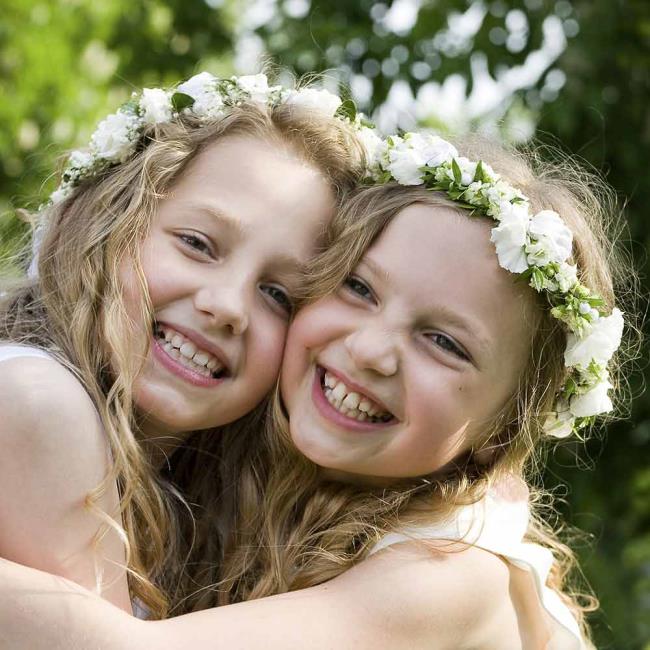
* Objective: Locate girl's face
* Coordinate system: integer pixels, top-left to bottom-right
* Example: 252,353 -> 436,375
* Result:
122,134 -> 334,437
281,203 -> 536,484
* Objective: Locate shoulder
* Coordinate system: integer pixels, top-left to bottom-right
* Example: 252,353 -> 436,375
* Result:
0,354 -> 103,452
0,354 -> 110,505
336,539 -> 520,649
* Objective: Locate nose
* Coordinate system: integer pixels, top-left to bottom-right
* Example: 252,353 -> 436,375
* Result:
194,286 -> 249,336
344,326 -> 399,376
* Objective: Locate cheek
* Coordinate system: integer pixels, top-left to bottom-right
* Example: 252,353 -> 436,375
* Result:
405,366 -> 474,439
247,317 -> 289,396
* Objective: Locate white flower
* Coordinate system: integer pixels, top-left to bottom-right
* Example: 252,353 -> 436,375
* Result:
236,73 -> 272,103
90,111 -> 140,162
50,185 -> 73,204
409,133 -> 458,168
489,201 -> 531,273
140,88 -> 172,125
569,379 -> 614,417
564,308 -> 624,369
484,181 -> 525,217
68,150 -> 94,170
177,72 -> 216,99
192,91 -> 224,119
286,88 -> 342,116
385,136 -> 426,185
544,403 -> 575,438
526,210 -> 573,266
555,262 -> 578,292
455,156 -> 477,185
357,126 -> 384,168
464,181 -> 483,202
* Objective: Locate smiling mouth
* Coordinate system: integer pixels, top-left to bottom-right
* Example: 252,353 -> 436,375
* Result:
153,323 -> 229,380
319,367 -> 395,424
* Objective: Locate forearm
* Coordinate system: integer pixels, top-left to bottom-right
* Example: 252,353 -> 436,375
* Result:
0,559 -> 143,650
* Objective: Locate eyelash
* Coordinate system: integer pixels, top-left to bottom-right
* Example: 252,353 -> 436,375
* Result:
178,232 -> 214,257
426,333 -> 469,361
343,275 -> 375,303
261,285 -> 294,315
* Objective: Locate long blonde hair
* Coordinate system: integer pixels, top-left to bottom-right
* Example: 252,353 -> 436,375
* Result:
205,137 -> 638,643
0,101 -> 366,617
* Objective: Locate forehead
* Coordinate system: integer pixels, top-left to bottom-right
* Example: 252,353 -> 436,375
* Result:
158,134 -> 335,257
367,202 -> 536,360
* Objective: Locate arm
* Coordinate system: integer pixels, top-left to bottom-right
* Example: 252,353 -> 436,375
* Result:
0,541 -> 519,649
0,357 -> 131,612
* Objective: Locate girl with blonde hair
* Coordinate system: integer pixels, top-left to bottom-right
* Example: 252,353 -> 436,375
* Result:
0,130 -> 634,648
0,71 -> 368,617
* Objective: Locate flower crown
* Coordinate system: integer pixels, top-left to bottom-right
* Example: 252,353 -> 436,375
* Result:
45,72 -> 377,207
29,72 -> 380,278
365,132 -> 624,439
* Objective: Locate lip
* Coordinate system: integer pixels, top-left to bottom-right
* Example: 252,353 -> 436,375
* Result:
151,336 -> 228,388
319,364 -> 394,416
157,320 -> 232,373
311,367 -> 396,433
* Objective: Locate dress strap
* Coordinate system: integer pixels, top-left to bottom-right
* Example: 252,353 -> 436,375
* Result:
0,344 -> 53,363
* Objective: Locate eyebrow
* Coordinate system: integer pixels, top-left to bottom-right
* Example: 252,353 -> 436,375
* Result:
360,257 -> 391,283
187,202 -> 308,276
186,202 -> 249,238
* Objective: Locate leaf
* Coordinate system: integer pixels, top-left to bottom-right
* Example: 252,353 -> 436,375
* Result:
335,99 -> 357,121
451,158 -> 462,185
474,160 -> 484,183
171,92 -> 195,112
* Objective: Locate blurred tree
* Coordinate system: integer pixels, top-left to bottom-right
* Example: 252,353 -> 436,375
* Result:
0,0 -> 648,646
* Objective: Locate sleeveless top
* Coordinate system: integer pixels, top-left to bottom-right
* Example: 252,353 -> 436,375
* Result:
369,482 -> 585,650
0,343 -> 53,363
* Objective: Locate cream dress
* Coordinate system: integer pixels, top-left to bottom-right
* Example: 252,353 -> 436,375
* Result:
369,481 -> 586,649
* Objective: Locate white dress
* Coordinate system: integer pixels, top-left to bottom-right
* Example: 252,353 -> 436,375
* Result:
0,343 -> 53,364
369,482 -> 585,649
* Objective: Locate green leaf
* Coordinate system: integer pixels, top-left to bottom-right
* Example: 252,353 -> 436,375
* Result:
171,92 -> 195,112
451,158 -> 462,185
335,99 -> 357,121
474,160 -> 484,183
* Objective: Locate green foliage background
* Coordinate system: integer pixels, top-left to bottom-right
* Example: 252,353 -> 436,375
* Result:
1,1 -> 648,647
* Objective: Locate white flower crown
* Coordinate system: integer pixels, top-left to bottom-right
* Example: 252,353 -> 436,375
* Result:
29,72 -> 380,278
365,132 -> 624,439
45,72 -> 379,207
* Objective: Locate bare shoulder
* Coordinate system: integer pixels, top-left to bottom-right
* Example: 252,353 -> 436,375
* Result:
0,356 -> 130,610
0,355 -> 104,452
334,539 -> 520,649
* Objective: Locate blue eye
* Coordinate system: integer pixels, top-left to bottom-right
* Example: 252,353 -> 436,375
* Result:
427,333 -> 469,361
343,276 -> 375,302
178,233 -> 213,256
261,285 -> 294,315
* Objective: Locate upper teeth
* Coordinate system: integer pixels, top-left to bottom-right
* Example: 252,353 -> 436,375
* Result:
156,325 -> 224,377
322,371 -> 391,422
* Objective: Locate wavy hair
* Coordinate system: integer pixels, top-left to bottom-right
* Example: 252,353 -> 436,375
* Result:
195,137 -> 639,646
0,100 -> 367,618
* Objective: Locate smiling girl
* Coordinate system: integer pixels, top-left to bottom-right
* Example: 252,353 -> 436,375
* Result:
0,133 -> 633,649
0,72 -> 367,616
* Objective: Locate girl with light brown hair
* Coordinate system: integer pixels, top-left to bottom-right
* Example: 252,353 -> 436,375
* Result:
0,72 -> 368,617
0,131 -> 635,648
